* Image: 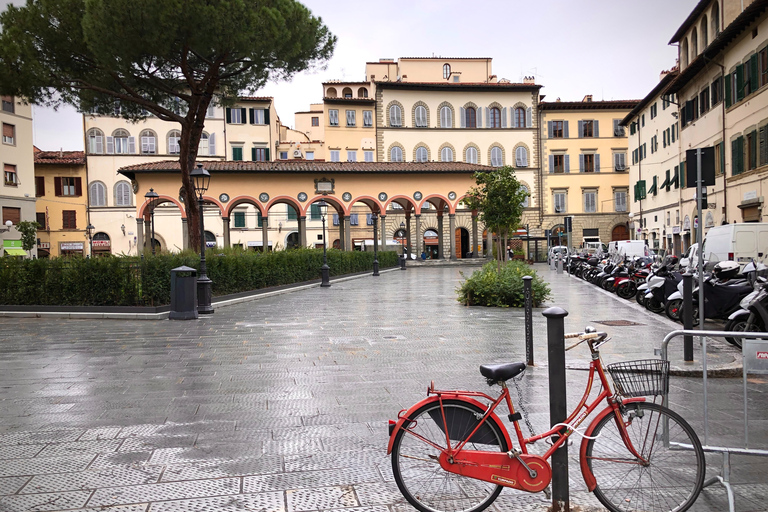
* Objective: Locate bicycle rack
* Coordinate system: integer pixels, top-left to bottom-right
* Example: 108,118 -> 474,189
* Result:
658,329 -> 768,512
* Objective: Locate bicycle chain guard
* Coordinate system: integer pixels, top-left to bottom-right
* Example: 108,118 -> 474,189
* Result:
439,451 -> 551,493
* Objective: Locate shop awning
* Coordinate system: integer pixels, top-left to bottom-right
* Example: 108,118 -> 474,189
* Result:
3,248 -> 26,256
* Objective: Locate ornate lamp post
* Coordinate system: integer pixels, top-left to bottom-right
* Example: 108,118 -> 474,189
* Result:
318,200 -> 331,287
371,211 -> 379,276
191,164 -> 214,314
399,221 -> 407,270
86,223 -> 95,257
144,188 -> 159,255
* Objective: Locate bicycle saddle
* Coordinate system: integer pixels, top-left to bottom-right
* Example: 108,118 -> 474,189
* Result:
479,362 -> 526,382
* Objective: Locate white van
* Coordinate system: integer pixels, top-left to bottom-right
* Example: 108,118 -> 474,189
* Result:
608,240 -> 651,259
701,223 -> 768,264
679,243 -> 699,269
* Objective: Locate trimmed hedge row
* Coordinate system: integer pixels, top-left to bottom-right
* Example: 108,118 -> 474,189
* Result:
0,248 -> 399,307
456,261 -> 551,308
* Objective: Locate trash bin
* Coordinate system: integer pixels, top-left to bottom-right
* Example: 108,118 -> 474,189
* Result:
169,265 -> 198,320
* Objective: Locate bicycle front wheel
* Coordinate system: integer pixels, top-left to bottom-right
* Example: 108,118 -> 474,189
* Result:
586,402 -> 705,512
391,399 -> 509,512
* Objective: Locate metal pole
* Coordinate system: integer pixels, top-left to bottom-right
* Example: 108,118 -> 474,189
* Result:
696,148 -> 708,445
524,276 -> 534,366
543,306 -> 570,512
321,212 -> 330,287
400,229 -> 407,270
372,212 -> 379,276
197,198 -> 213,314
683,271 -> 693,361
150,205 -> 156,256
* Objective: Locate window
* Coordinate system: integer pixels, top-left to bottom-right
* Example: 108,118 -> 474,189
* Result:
115,181 -> 132,206
614,153 -> 627,171
415,146 -> 428,162
343,88 -> 352,99
55,177 -> 81,196
390,147 -> 403,162
702,16 -> 709,48
614,190 -> 628,212
515,147 -> 528,167
4,164 -> 17,186
650,103 -> 657,119
2,206 -> 20,226
206,103 -> 216,118
579,120 -> 596,137
613,119 -> 625,137
389,105 -> 402,127
415,105 -> 427,127
310,204 -> 321,220
760,126 -> 768,167
711,76 -> 722,105
330,150 -> 340,162
441,147 -> 453,162
465,107 -> 476,128
552,154 -> 565,173
488,107 -> 501,128
712,2 -> 720,36
227,107 -> 245,124
306,151 -> 315,161
2,123 -> 14,145
491,146 -> 504,167
554,191 -> 567,213
35,176 -> 45,197
747,130 -> 757,171
198,132 -> 209,155
465,147 -> 478,164
168,130 -> 181,154
252,147 -> 267,162
350,214 -> 359,226
234,211 -> 246,228
347,150 -> 357,162
440,106 -> 452,128
363,110 -> 373,127
744,58 -> 753,96
280,151 -> 288,159
87,129 -> 104,154
312,116 -> 319,126
89,182 -> 106,206
581,154 -> 595,172
140,130 -> 156,154
364,150 -> 374,162
232,146 -> 243,161
732,136 -> 744,175
250,108 -> 267,125
700,88 -> 709,116
287,206 -> 297,220
583,190 -> 597,213
359,87 -> 368,98
1,95 -> 13,113
62,210 -> 77,230
329,109 -> 339,126
443,63 -> 451,79
521,185 -> 529,208
715,141 -> 725,174
36,212 -> 46,230
549,121 -> 565,138
346,110 -> 356,127
514,107 -> 526,128
760,46 -> 768,88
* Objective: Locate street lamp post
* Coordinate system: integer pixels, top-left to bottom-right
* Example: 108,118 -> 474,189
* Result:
86,223 -> 95,257
318,200 -> 331,287
191,164 -> 214,314
144,188 -> 159,255
371,211 -> 379,276
399,221 -> 407,270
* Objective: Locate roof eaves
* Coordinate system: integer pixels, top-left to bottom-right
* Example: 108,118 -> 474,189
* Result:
669,0 -> 712,44
620,72 -> 679,126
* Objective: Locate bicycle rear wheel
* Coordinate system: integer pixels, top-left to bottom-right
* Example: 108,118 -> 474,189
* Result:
391,399 -> 509,512
586,402 -> 705,512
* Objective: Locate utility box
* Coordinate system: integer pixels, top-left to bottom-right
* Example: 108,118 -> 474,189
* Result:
169,265 -> 198,320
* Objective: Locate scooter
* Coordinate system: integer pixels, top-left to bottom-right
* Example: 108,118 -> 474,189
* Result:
643,257 -> 680,314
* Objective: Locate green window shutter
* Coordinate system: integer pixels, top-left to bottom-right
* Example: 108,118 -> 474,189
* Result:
736,65 -> 745,101
310,204 -> 320,220
672,166 -> 680,188
232,147 -> 243,161
257,211 -> 263,228
249,108 -> 255,124
648,176 -> 658,196
751,130 -> 758,169
720,141 -> 726,174
732,138 -> 740,175
634,183 -> 638,202
751,54 -> 759,93
233,211 -> 245,228
264,109 -> 270,124
287,206 -> 297,220
725,73 -> 732,106
739,136 -> 745,173
265,148 -> 270,161
640,180 -> 646,199
251,147 -> 257,161
680,162 -> 686,187
226,108 -> 232,123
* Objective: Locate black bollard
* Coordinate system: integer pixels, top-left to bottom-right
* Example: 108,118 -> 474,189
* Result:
683,272 -> 693,361
523,276 -> 534,366
543,306 -> 570,512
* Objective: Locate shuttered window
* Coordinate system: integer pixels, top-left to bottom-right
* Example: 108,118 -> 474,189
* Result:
249,108 -> 268,125
390,147 -> 403,162
491,147 -> 503,167
415,146 -> 428,162
62,210 -> 77,229
35,176 -> 45,197
2,206 -> 21,225
329,109 -> 339,126
514,147 -> 527,167
732,136 -> 744,175
168,131 -> 181,154
441,147 -> 453,162
414,106 -> 427,127
36,212 -> 46,229
2,123 -> 14,145
1,95 -> 13,113
554,192 -> 566,213
55,177 -> 81,196
87,130 -> 104,154
363,110 -> 373,127
389,105 -> 402,127
233,211 -> 246,228
583,190 -> 597,213
440,106 -> 452,128
232,147 -> 243,161
346,110 -> 356,127
613,119 -> 625,137
464,107 -> 476,128
115,181 -> 132,206
330,150 -> 340,162
488,107 -> 501,128
89,182 -> 106,206
347,150 -> 357,162
226,107 -> 246,124
140,130 -> 156,154
465,147 -> 478,164
614,190 -> 627,212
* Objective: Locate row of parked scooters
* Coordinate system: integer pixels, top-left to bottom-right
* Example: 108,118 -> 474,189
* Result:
566,253 -> 768,348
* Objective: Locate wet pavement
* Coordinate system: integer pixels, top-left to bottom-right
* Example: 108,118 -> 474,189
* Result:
0,263 -> 766,511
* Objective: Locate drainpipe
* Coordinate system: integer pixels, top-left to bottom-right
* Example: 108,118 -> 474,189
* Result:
82,113 -> 92,257
537,99 -> 543,230
703,53 -> 728,224
638,117 -> 643,237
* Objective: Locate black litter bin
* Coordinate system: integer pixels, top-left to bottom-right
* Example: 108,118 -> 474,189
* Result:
169,265 -> 198,320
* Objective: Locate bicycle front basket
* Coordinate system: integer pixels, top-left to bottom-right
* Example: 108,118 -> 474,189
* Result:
606,359 -> 669,398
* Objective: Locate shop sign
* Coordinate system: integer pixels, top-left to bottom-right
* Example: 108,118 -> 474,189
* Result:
3,240 -> 22,248
672,226 -> 681,234
92,240 -> 111,248
744,190 -> 758,201
60,242 -> 84,250
37,242 -> 50,249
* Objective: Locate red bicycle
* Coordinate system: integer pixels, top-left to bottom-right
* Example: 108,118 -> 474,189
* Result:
387,329 -> 705,512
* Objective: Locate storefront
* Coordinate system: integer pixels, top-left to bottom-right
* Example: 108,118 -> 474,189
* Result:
37,241 -> 51,258
2,240 -> 26,258
60,241 -> 84,257
92,233 -> 111,256
246,240 -> 272,252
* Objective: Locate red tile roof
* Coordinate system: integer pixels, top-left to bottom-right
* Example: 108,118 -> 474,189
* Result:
375,81 -> 541,90
539,100 -> 640,111
238,96 -> 273,102
34,151 -> 86,165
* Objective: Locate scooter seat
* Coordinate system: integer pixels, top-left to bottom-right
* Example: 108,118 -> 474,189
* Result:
480,362 -> 526,382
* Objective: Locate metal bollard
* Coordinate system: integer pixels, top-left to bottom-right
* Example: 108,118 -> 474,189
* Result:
683,272 -> 693,361
543,306 -> 570,512
556,255 -> 563,274
550,256 -> 556,270
523,276 -> 534,366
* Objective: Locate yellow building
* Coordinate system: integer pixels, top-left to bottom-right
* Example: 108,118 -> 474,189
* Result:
539,97 -> 638,247
33,150 -> 90,257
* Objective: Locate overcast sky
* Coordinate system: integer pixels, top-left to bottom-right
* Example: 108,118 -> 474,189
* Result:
2,0 -> 699,151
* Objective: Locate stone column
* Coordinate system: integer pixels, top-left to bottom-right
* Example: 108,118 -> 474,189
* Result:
414,215 -> 422,257
380,215 -> 387,249
222,217 -> 230,248
261,217 -> 269,252
472,213 -> 478,258
486,228 -> 493,258
449,213 -> 456,260
338,215 -> 345,250
181,218 -> 188,251
143,214 -> 151,254
437,213 -> 444,259
343,216 -> 352,251
405,215 -> 412,256
299,216 -> 307,248
136,218 -> 144,256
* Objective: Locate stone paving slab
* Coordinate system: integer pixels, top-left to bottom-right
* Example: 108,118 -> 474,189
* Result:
0,265 -> 765,511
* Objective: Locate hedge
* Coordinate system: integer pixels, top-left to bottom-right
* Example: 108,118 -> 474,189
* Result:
456,261 -> 551,308
0,248 -> 399,307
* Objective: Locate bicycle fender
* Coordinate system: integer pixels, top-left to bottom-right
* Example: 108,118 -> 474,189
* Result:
579,397 -> 646,491
386,395 -> 513,455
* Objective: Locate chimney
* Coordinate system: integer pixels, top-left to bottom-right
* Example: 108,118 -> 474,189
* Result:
60,148 -> 63,158
523,76 -> 535,84
583,95 -> 593,102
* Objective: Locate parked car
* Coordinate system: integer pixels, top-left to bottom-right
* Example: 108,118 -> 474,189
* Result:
547,246 -> 569,265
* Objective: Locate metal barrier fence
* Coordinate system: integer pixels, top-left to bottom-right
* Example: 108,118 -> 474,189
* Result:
659,329 -> 768,512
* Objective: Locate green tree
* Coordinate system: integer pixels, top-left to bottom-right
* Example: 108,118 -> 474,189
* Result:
464,166 -> 528,269
15,220 -> 41,254
0,0 -> 335,250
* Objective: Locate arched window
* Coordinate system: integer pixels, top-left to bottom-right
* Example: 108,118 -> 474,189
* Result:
89,181 -> 106,206
691,27 -> 698,57
515,107 -> 526,128
358,87 -> 368,98
87,128 -> 104,154
440,106 -> 452,128
488,107 -> 501,128
440,147 -> 454,162
465,147 -> 478,164
515,147 -> 528,167
415,105 -> 427,127
701,16 -> 708,48
112,129 -> 131,154
389,105 -> 402,127
465,107 -> 476,128
140,130 -> 156,154
390,146 -> 403,162
326,87 -> 337,98
521,185 -> 530,208
168,130 -> 181,154
198,132 -> 209,155
712,2 -> 720,36
342,87 -> 353,98
415,146 -> 428,162
490,146 -> 503,167
681,38 -> 689,68
443,63 -> 451,80
114,181 -> 132,206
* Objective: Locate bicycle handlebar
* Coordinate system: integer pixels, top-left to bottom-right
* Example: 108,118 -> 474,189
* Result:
564,331 -> 608,351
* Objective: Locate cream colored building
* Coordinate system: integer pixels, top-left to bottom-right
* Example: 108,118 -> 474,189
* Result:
1,95 -> 36,257
539,97 -> 637,247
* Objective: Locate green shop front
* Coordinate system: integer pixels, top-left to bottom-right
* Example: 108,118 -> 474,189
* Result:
2,240 -> 26,257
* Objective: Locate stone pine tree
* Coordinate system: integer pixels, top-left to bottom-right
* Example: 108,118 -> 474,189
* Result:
0,0 -> 335,250
464,166 -> 528,269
